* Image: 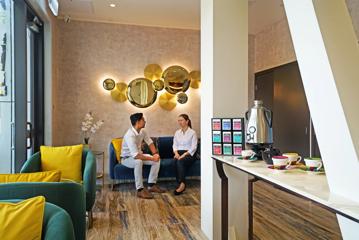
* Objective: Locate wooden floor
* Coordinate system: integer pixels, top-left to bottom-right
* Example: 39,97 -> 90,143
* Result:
88,180 -> 207,240
88,180 -> 342,240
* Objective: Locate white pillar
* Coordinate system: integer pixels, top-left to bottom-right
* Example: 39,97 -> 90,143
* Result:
201,0 -> 249,239
283,0 -> 359,239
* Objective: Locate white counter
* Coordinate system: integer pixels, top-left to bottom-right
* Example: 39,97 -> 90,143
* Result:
212,155 -> 359,223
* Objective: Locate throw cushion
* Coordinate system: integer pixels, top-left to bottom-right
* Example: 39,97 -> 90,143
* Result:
0,196 -> 45,240
40,144 -> 83,182
0,171 -> 61,183
111,138 -> 123,163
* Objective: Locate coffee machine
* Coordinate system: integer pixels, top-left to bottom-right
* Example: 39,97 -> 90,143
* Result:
245,100 -> 274,159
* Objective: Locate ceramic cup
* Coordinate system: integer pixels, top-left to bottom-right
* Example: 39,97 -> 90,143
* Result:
271,156 -> 290,168
304,157 -> 323,171
241,149 -> 256,159
283,153 -> 302,165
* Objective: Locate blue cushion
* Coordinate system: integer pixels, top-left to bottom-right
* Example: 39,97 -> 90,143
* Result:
158,137 -> 174,159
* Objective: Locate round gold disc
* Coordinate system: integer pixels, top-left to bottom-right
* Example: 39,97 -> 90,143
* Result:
111,82 -> 128,102
144,64 -> 163,81
159,92 -> 177,111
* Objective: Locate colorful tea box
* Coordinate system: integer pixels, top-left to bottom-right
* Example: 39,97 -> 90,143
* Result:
223,144 -> 233,155
222,119 -> 232,131
213,144 -> 222,155
233,119 -> 242,130
212,131 -> 222,143
212,119 -> 221,130
233,144 -> 242,155
222,132 -> 232,143
233,131 -> 242,143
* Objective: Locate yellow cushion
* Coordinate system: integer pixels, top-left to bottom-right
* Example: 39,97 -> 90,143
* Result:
0,170 -> 61,183
0,196 -> 45,240
41,144 -> 83,182
112,138 -> 123,163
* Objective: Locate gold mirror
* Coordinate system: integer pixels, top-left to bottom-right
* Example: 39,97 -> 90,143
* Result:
177,92 -> 188,104
127,78 -> 157,108
162,65 -> 190,94
152,79 -> 164,91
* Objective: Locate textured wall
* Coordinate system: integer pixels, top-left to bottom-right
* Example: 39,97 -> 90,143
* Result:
253,0 -> 359,73
55,21 -> 200,173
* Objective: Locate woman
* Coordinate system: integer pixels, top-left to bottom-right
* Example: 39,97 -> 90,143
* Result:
172,114 -> 198,195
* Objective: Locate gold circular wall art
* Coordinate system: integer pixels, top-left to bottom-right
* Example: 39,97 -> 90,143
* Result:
111,82 -> 128,102
177,92 -> 188,104
159,92 -> 177,111
152,79 -> 164,91
127,78 -> 157,108
144,64 -> 163,81
189,70 -> 201,89
162,65 -> 190,94
103,78 -> 116,90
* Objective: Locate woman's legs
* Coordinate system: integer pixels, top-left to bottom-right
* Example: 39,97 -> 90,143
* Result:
175,153 -> 196,186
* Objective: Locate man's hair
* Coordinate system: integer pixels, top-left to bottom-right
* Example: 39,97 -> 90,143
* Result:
130,113 -> 143,126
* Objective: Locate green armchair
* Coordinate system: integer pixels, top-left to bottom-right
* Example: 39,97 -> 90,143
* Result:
0,182 -> 85,240
0,199 -> 76,240
20,149 -> 97,227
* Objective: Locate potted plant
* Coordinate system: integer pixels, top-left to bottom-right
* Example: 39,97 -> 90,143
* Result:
81,112 -> 104,145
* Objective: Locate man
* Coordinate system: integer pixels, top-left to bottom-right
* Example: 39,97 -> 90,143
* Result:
121,113 -> 165,199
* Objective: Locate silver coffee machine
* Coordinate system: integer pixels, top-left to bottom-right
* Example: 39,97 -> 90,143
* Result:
245,100 -> 273,159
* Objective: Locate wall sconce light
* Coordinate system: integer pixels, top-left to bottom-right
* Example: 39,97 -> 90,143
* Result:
103,78 -> 116,91
104,64 -> 200,110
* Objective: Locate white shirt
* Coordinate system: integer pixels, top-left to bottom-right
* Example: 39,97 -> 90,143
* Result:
121,127 -> 153,158
173,128 -> 198,156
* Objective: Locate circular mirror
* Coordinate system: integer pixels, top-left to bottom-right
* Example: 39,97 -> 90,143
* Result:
162,65 -> 190,94
152,79 -> 164,91
103,78 -> 116,90
177,92 -> 188,104
127,78 -> 157,108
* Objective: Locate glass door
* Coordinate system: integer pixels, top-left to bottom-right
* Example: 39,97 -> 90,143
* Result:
12,0 -> 44,172
0,0 -> 13,173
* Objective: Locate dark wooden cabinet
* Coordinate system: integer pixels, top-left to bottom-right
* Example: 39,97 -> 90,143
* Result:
255,62 -> 320,157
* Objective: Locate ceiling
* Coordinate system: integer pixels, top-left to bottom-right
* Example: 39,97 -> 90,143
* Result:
58,0 -> 201,30
58,0 -> 286,33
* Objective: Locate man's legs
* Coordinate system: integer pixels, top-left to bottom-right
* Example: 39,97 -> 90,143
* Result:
142,160 -> 160,185
121,157 -> 144,190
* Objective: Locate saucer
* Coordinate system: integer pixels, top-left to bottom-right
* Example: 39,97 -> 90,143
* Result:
267,165 -> 298,173
298,165 -> 325,174
237,155 -> 259,162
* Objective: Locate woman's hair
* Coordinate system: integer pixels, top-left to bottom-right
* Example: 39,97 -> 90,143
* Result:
179,114 -> 192,128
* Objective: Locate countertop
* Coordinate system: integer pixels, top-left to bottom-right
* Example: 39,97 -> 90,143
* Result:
212,155 -> 359,223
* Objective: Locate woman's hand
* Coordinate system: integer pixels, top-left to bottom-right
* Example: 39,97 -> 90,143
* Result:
174,152 -> 180,160
178,152 -> 189,160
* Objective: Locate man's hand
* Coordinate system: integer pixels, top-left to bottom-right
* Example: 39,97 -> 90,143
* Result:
174,152 -> 180,160
152,154 -> 160,162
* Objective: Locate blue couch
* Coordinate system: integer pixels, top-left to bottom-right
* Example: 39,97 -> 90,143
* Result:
109,136 -> 200,187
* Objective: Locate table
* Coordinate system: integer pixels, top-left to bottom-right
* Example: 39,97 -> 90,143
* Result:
213,155 -> 359,240
93,151 -> 105,187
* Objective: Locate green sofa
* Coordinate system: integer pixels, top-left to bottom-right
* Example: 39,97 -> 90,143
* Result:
20,149 -> 97,226
0,199 -> 75,240
0,182 -> 85,240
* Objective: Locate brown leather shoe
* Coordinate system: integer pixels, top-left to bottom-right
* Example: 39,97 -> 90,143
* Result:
137,189 -> 153,199
148,185 -> 165,193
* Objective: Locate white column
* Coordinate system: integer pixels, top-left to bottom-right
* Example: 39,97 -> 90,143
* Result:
283,0 -> 359,239
201,0 -> 249,239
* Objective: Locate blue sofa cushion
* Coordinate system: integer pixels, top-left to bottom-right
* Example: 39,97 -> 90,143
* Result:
158,136 -> 174,159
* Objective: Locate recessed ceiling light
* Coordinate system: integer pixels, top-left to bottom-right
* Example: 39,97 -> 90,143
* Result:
110,3 -> 116,8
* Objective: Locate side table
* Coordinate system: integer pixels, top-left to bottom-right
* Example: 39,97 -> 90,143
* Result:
92,150 -> 105,187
